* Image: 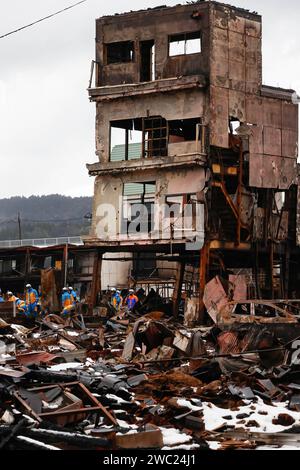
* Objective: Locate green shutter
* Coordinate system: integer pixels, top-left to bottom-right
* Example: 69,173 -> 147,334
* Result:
110,142 -> 143,162
123,182 -> 156,196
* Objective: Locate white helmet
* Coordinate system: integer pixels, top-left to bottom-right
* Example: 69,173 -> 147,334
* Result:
111,287 -> 116,292
26,284 -> 31,288
7,291 -> 13,296
68,286 -> 73,290
63,287 -> 68,291
129,289 -> 134,293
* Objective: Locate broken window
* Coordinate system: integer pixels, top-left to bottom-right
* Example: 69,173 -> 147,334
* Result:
143,116 -> 167,158
122,182 -> 156,235
140,40 -> 155,82
44,256 -> 52,269
105,41 -> 134,64
0,259 -> 17,274
165,194 -> 198,236
110,119 -> 143,162
229,118 -> 241,135
168,118 -> 201,143
110,117 -> 167,161
169,31 -> 201,57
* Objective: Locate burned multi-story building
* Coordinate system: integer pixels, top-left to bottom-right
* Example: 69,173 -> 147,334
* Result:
84,1 -> 299,323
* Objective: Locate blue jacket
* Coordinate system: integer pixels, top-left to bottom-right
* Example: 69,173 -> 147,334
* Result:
26,288 -> 38,305
62,291 -> 72,308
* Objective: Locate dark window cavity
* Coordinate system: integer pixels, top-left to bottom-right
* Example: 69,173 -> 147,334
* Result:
106,41 -> 134,64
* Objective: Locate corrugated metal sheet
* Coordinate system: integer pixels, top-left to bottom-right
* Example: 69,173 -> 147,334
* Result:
123,182 -> 156,196
110,143 -> 142,162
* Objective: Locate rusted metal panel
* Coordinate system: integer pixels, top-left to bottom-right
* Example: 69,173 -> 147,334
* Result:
245,19 -> 262,38
16,352 -> 58,366
263,98 -> 282,128
167,168 -> 206,194
282,129 -> 298,158
203,276 -> 233,323
210,27 -> 229,88
271,212 -> 289,241
229,62 -> 246,91
229,275 -> 248,301
282,102 -> 299,131
228,31 -> 246,92
245,36 -> 261,93
297,184 -> 300,246
249,125 -> 263,154
15,382 -> 118,426
115,428 -> 163,449
229,30 -> 245,64
253,207 -> 265,240
263,127 -> 282,156
229,89 -> 246,120
246,96 -> 263,125
212,6 -> 228,30
228,15 -> 245,34
210,85 -> 229,148
249,154 -> 297,189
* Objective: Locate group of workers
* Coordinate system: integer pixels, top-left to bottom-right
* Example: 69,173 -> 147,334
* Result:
110,287 -> 138,312
0,284 -> 78,319
0,283 -> 138,319
0,284 -> 39,318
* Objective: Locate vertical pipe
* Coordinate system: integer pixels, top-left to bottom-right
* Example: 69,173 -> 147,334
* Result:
236,143 -> 243,246
63,243 -> 68,287
269,240 -> 274,299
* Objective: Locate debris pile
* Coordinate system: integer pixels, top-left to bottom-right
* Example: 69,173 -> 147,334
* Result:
1,307 -> 300,451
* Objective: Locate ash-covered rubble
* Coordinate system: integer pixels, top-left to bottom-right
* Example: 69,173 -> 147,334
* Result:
1,303 -> 300,451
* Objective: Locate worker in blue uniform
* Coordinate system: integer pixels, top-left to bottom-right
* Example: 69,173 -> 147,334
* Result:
25,284 -> 39,318
61,287 -> 75,317
0,289 -> 4,302
125,289 -> 139,310
15,298 -> 28,316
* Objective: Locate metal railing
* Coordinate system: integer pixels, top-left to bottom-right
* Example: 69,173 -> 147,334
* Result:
0,236 -> 84,249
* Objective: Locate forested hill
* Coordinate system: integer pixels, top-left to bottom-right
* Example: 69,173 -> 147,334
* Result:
0,195 -> 93,240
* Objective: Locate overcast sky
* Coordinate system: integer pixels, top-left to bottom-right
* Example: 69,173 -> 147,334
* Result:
0,0 -> 299,199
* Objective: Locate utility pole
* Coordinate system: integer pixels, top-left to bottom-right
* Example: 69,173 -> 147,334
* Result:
17,212 -> 22,241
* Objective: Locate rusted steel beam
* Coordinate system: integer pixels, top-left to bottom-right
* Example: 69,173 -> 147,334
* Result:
172,261 -> 185,318
89,250 -> 102,314
199,242 -> 210,324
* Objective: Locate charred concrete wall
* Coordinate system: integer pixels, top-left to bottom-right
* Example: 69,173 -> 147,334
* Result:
86,1 -> 299,302
96,2 -> 210,86
94,88 -> 206,163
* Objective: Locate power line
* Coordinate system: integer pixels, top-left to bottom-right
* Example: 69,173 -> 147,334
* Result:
0,0 -> 88,40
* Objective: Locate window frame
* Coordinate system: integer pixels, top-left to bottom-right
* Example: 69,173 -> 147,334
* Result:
168,31 -> 202,58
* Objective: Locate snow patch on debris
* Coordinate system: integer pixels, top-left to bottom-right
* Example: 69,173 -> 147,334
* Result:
202,397 -> 300,433
16,435 -> 61,450
160,427 -> 192,446
207,441 -> 221,450
176,398 -> 202,411
65,330 -> 80,337
107,393 -> 131,404
47,362 -> 83,371
163,443 -> 200,450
